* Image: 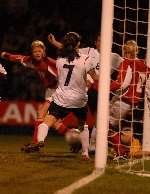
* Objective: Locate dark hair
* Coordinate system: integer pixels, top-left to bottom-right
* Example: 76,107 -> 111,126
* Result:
57,32 -> 81,62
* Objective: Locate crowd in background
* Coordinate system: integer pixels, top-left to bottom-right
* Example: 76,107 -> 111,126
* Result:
0,0 -> 100,55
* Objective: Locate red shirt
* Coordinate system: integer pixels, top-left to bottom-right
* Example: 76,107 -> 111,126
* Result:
110,58 -> 150,105
3,52 -> 57,88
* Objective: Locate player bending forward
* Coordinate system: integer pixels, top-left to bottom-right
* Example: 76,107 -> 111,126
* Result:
90,40 -> 150,157
24,32 -> 98,160
109,40 -> 150,157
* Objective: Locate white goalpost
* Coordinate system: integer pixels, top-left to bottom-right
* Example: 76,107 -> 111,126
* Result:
95,0 -> 114,171
143,5 -> 150,153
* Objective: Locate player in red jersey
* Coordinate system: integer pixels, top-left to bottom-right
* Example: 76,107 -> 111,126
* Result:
84,40 -> 150,157
109,40 -> 150,157
1,40 -> 59,142
1,40 -> 57,92
110,40 -> 149,127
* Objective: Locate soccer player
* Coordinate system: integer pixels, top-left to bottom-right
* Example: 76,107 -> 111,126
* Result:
1,40 -> 58,97
1,40 -> 58,143
48,33 -> 123,151
27,32 -> 98,160
109,40 -> 150,157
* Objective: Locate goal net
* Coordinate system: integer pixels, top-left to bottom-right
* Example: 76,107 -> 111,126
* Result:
96,0 -> 150,176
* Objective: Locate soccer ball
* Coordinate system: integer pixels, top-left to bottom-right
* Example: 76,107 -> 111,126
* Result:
65,128 -> 81,145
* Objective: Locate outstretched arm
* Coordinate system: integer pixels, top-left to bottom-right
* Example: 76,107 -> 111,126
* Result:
1,51 -> 25,63
48,33 -> 63,49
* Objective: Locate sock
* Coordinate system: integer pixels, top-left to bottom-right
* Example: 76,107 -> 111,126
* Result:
33,120 -> 43,144
37,123 -> 49,142
90,125 -> 97,144
80,126 -> 89,155
58,124 -> 69,135
109,132 -> 129,156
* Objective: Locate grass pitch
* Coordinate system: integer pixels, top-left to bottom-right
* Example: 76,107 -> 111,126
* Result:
0,134 -> 150,194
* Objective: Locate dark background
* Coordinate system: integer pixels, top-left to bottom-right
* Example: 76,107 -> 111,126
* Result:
0,0 -> 101,57
0,0 -> 149,57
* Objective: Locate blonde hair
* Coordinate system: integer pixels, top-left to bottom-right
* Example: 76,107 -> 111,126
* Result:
31,40 -> 46,51
123,40 -> 138,57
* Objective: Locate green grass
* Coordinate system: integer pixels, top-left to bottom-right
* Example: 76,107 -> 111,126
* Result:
0,134 -> 150,194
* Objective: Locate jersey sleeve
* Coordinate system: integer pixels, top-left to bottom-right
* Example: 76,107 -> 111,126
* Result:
47,57 -> 57,77
1,52 -> 26,63
79,47 -> 91,55
110,58 -> 131,91
85,55 -> 95,73
111,53 -> 123,72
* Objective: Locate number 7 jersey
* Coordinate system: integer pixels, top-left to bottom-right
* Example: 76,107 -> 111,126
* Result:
52,54 -> 94,108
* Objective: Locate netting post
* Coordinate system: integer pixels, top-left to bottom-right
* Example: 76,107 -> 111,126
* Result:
95,0 -> 114,171
143,3 -> 150,152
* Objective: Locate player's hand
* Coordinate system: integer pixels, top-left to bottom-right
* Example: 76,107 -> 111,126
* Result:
0,63 -> 7,75
48,33 -> 56,44
1,51 -> 6,58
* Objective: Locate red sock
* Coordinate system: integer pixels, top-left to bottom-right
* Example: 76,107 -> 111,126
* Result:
110,133 -> 129,156
33,120 -> 43,143
58,124 -> 69,135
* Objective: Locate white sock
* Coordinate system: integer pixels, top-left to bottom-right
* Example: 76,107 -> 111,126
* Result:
90,126 -> 97,144
37,123 -> 49,142
80,127 -> 89,155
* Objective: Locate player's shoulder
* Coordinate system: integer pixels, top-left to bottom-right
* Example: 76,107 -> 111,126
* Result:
56,56 -> 65,61
111,52 -> 123,60
79,53 -> 91,62
79,47 -> 97,55
136,58 -> 145,63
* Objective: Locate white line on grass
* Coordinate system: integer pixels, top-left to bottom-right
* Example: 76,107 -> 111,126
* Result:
54,169 -> 104,194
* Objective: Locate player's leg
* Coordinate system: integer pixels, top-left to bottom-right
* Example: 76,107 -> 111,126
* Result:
109,98 -> 132,157
22,102 -> 65,152
87,87 -> 98,152
89,125 -> 97,152
33,99 -> 71,143
53,112 -> 78,135
33,100 -> 50,143
37,101 -> 68,143
73,106 -> 90,160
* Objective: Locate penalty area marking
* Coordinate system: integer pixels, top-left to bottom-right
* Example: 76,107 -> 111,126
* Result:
54,169 -> 104,194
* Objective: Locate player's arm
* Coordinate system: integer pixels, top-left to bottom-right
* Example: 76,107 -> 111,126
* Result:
48,33 -> 62,49
1,51 -> 25,63
37,100 -> 51,120
47,57 -> 58,78
88,68 -> 99,81
110,59 -> 131,91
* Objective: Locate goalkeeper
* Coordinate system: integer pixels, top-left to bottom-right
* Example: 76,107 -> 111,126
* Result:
109,40 -> 150,157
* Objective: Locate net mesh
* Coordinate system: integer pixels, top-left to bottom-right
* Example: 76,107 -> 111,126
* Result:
108,0 -> 150,176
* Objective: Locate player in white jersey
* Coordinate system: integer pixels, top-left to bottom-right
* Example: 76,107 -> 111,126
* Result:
28,32 -> 98,160
48,33 -> 123,152
79,34 -> 123,151
48,33 -> 122,76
